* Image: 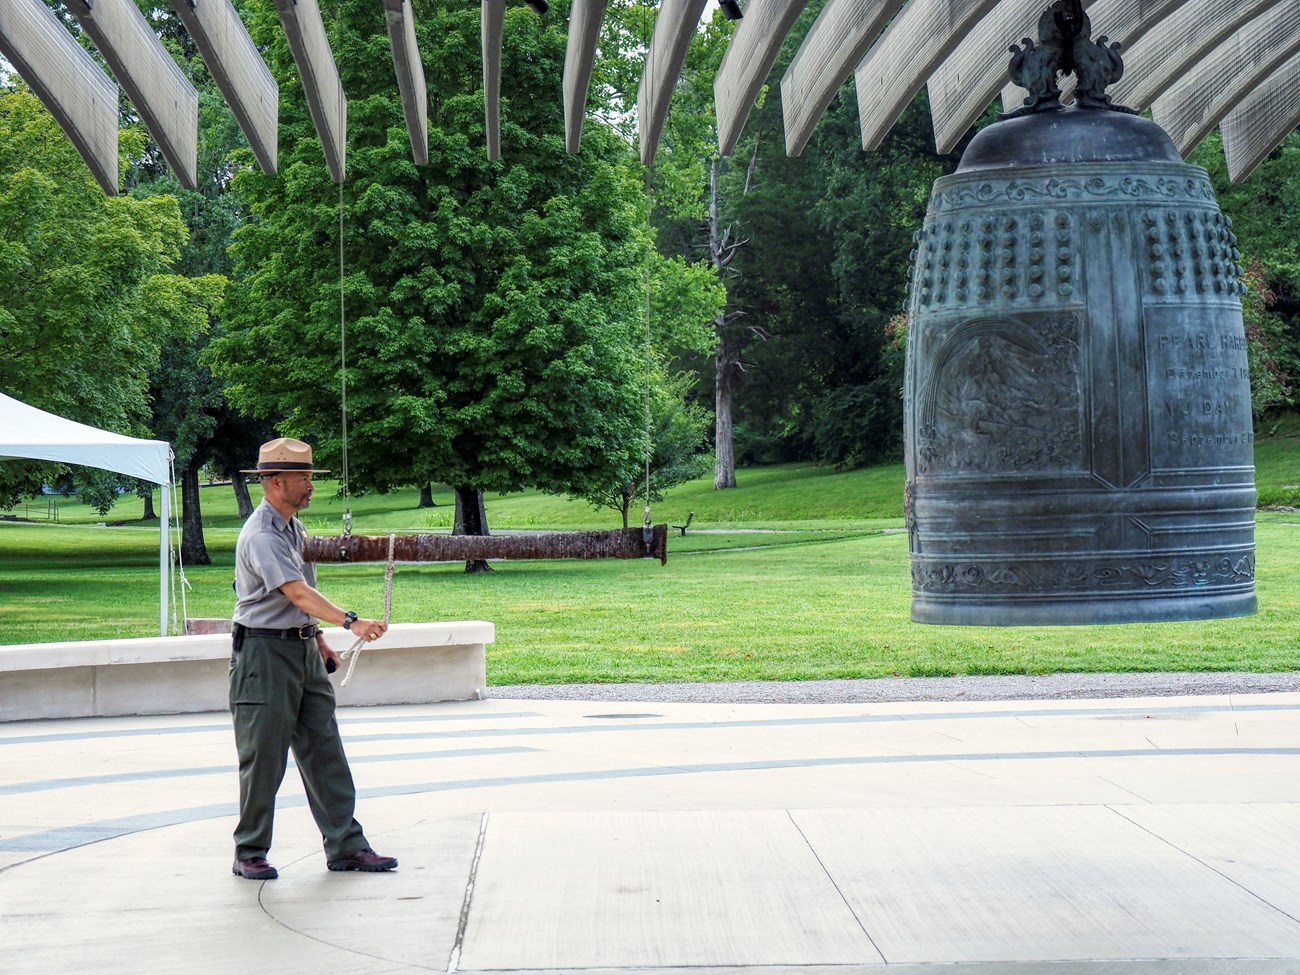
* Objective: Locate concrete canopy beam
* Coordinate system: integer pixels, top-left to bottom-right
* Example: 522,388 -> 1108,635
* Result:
63,0 -> 198,189
714,0 -> 809,157
1099,0 -> 1283,114
61,0 -> 198,188
781,0 -> 904,157
384,0 -> 428,166
0,0 -> 119,194
563,0 -> 606,153
1153,3 -> 1300,158
1221,49 -> 1300,184
169,0 -> 278,177
10,0 -> 1300,191
273,0 -> 346,184
637,0 -> 710,166
855,0 -> 1003,154
481,0 -> 504,160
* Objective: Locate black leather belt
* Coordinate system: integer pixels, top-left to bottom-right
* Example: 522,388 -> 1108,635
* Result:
235,623 -> 318,640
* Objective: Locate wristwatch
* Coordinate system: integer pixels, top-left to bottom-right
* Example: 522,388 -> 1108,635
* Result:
342,611 -> 359,630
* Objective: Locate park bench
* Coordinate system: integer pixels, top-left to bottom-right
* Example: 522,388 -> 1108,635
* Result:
673,511 -> 694,536
0,620 -> 492,722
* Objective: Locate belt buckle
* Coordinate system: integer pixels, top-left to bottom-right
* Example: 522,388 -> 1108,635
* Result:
296,623 -> 314,640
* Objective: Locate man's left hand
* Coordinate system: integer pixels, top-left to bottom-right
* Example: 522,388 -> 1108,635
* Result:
317,634 -> 341,672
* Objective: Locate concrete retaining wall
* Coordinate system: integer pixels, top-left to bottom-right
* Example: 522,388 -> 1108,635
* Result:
0,620 -> 493,722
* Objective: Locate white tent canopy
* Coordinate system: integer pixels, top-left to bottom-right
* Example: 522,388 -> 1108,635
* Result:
0,391 -> 174,635
0,392 -> 171,484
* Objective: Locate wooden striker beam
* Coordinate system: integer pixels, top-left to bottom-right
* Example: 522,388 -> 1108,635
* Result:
304,526 -> 669,565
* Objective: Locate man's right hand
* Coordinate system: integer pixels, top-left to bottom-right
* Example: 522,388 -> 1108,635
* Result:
350,619 -> 387,642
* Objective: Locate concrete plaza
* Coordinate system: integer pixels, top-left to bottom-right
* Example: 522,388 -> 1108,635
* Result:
3,687 -> 1300,974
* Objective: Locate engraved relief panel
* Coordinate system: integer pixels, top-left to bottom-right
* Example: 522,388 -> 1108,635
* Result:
914,314 -> 1083,475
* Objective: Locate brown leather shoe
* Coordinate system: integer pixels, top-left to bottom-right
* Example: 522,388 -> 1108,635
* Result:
232,857 -> 278,880
326,847 -> 398,872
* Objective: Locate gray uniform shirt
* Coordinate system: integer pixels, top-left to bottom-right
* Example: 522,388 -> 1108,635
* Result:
233,499 -> 318,628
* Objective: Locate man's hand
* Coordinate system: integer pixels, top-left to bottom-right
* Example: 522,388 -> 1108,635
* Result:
349,618 -> 387,642
316,633 -> 341,672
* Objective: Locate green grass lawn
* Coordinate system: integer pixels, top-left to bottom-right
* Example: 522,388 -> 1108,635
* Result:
24,459 -> 909,532
2,448 -> 1298,683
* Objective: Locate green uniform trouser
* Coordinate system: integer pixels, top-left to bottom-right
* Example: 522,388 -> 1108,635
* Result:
230,633 -> 367,861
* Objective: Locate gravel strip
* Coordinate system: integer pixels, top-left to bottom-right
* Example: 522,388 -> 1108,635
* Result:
490,672 -> 1300,705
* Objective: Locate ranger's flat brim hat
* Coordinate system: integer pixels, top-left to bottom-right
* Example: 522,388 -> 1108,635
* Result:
241,437 -> 331,474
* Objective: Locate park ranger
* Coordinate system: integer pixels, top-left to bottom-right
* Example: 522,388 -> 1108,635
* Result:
229,437 -> 396,880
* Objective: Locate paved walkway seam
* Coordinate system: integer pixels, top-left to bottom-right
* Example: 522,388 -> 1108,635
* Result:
448,812 -> 490,974
787,808 -> 887,963
1108,804 -> 1300,931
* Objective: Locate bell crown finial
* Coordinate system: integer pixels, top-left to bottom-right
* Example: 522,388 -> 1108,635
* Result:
1001,0 -> 1137,119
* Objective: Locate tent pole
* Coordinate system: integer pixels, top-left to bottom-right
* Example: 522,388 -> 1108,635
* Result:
160,483 -> 170,636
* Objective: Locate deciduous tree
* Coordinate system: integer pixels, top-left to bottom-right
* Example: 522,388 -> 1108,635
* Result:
0,86 -> 220,508
207,0 -> 653,569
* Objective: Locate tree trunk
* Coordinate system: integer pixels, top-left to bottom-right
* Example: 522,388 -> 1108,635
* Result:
708,158 -> 740,490
714,330 -> 738,489
232,474 -> 253,520
453,485 -> 492,573
418,482 -> 436,508
180,465 -> 211,565
142,490 -> 156,521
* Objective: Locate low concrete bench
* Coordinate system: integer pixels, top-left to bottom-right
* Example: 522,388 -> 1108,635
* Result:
0,620 -> 493,722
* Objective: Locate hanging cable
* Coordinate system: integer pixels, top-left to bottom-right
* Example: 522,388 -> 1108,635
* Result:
643,174 -> 653,536
339,174 -> 351,543
641,0 -> 654,543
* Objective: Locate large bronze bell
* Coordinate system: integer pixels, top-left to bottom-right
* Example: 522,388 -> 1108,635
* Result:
904,4 -> 1256,625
